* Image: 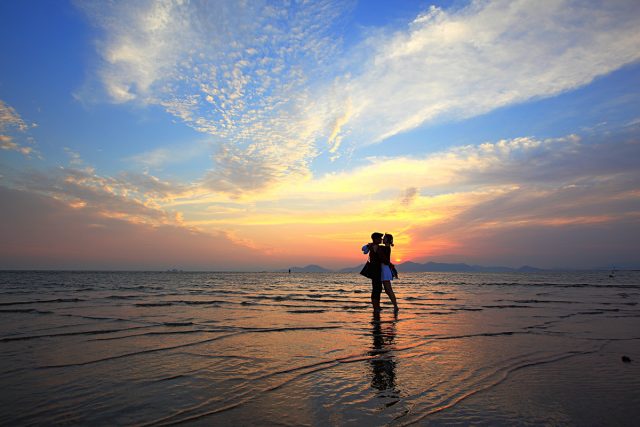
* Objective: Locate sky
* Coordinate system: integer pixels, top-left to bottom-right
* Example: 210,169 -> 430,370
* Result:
1,0 -> 639,271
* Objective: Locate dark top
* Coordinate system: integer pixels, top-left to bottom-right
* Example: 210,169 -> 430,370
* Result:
368,244 -> 382,268
378,245 -> 391,265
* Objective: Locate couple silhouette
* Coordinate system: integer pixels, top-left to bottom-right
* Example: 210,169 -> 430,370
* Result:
362,232 -> 399,312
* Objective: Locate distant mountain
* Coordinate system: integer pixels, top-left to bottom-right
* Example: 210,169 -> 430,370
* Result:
338,261 -> 547,273
338,265 -> 362,273
385,261 -> 511,273
593,264 -> 640,271
516,265 -> 545,272
283,264 -> 332,273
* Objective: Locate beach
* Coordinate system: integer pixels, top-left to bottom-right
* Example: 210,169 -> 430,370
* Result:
1,271 -> 639,425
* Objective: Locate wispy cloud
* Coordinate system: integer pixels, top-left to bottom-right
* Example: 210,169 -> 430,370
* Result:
64,147 -> 84,166
79,0 -> 193,103
80,0 -> 640,200
338,0 -> 640,144
0,100 -> 37,156
126,139 -> 211,170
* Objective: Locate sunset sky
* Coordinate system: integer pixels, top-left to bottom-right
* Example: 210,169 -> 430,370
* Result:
1,0 -> 639,270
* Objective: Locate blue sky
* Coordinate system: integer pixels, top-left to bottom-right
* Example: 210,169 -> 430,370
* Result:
1,0 -> 639,270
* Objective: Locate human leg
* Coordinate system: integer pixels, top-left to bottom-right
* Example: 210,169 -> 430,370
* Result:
371,278 -> 382,311
383,281 -> 398,311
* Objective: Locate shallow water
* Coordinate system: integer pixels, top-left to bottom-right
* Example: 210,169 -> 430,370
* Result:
0,271 -> 639,426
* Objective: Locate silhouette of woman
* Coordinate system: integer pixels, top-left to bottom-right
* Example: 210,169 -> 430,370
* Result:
380,234 -> 399,312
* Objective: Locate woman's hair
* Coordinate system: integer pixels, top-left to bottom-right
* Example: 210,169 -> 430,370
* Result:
383,233 -> 394,246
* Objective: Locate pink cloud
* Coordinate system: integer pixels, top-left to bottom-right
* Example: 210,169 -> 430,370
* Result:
0,186 -> 270,270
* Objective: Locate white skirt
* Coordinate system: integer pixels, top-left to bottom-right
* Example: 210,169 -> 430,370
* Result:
381,265 -> 393,281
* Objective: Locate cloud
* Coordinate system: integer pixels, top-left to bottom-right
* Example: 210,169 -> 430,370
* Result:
80,0 -> 351,194
0,135 -> 32,156
80,0 -> 640,198
372,131 -> 640,268
64,147 -> 83,166
340,0 -> 640,144
3,122 -> 638,268
180,125 -> 640,268
186,129 -> 640,230
411,207 -> 640,269
408,188 -> 640,269
125,140 -> 211,170
400,187 -> 418,207
79,0 -> 194,103
0,100 -> 29,132
0,100 -> 36,156
7,166 -> 189,227
287,127 -> 640,203
0,185 -> 270,270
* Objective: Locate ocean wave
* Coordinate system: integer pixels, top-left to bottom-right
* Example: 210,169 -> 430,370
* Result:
135,302 -> 174,307
0,298 -> 83,306
0,308 -> 53,315
0,326 -> 151,342
482,305 -> 533,309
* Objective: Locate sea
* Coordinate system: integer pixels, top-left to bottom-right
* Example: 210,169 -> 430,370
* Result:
0,271 -> 639,426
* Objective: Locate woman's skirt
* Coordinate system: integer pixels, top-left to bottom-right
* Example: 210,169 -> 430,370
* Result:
381,264 -> 394,281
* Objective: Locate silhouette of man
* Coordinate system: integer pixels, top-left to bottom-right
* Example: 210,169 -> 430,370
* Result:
363,232 -> 384,311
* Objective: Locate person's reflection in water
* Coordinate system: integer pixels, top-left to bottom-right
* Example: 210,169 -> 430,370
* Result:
369,311 -> 400,404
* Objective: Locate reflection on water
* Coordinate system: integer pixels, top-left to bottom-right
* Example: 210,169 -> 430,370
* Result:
369,311 -> 399,402
0,271 -> 639,425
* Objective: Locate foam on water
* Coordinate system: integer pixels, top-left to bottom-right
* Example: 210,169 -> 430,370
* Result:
0,271 -> 639,425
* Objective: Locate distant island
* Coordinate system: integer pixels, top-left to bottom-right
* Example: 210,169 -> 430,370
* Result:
280,261 -> 547,273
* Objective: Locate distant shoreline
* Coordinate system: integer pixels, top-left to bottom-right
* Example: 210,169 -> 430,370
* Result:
1,268 -> 638,273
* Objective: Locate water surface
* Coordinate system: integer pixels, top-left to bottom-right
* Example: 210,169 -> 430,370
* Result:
1,271 -> 639,425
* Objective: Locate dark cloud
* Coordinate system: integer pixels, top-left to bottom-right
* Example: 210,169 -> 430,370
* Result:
409,176 -> 640,269
447,219 -> 640,269
461,133 -> 640,189
455,181 -> 640,228
405,127 -> 640,268
400,187 -> 418,207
